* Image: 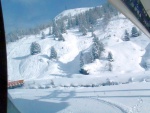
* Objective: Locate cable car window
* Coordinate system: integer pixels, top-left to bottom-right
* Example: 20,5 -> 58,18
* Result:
2,0 -> 150,113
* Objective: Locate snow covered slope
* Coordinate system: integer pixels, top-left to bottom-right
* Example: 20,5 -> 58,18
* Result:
7,11 -> 150,86
7,7 -> 150,113
55,7 -> 92,20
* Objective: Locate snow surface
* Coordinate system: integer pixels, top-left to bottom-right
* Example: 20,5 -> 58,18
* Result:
7,9 -> 150,113
9,82 -> 150,113
7,14 -> 150,83
55,7 -> 92,20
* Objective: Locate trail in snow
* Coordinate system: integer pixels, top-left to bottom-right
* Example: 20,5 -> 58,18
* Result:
91,97 -> 128,113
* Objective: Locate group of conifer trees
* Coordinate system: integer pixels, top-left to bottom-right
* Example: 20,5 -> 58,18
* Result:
30,42 -> 57,59
123,27 -> 140,41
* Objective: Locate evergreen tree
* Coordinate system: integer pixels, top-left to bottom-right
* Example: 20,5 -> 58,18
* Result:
102,13 -> 110,31
30,42 -> 41,55
50,46 -> 57,59
92,33 -> 97,39
131,27 -> 139,37
84,52 -> 93,64
90,26 -> 95,37
52,21 -> 60,37
92,37 -> 104,60
79,26 -> 87,36
80,52 -> 84,68
79,52 -> 89,75
108,51 -> 113,62
92,44 -> 99,59
99,41 -> 104,53
58,34 -> 65,41
93,33 -> 98,39
41,32 -> 45,39
67,17 -> 73,29
85,8 -> 98,25
48,27 -> 52,35
91,31 -> 94,37
60,22 -> 66,33
108,62 -> 112,71
83,28 -> 87,36
124,30 -> 130,41
75,16 -> 79,26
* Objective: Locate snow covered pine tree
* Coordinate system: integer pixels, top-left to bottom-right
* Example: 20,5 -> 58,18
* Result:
108,51 -> 113,62
58,34 -> 65,41
41,32 -> 45,39
30,42 -> 41,55
80,52 -> 84,68
92,36 -> 104,60
124,30 -> 130,41
131,27 -> 139,37
50,46 -> 57,59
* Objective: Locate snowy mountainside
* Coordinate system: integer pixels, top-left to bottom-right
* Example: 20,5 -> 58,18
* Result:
55,7 -> 92,20
7,9 -> 150,87
7,8 -> 150,113
82,14 -> 149,75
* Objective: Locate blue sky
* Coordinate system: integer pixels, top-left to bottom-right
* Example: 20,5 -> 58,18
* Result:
2,0 -> 106,33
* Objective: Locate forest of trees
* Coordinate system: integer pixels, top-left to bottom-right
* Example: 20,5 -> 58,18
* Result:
7,2 -> 119,74
6,2 -> 118,43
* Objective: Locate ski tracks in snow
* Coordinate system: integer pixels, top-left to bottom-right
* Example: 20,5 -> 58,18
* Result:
92,97 -> 128,113
74,96 -> 128,113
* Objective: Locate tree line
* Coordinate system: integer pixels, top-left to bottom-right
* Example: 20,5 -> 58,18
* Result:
6,2 -> 118,43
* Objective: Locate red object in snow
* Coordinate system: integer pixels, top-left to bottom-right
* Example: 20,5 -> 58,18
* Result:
8,80 -> 24,89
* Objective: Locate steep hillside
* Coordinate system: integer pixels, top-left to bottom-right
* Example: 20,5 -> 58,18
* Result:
7,10 -> 150,87
7,7 -> 150,113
